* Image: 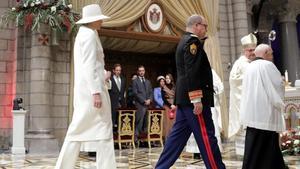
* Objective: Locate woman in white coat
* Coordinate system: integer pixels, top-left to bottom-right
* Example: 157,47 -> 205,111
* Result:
55,4 -> 116,169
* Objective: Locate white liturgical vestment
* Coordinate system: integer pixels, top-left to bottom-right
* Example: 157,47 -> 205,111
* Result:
228,55 -> 250,137
240,59 -> 285,132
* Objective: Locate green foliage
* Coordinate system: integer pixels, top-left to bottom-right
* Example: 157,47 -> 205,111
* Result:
0,0 -> 80,33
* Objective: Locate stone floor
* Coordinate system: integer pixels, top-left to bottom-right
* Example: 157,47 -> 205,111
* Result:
0,142 -> 299,169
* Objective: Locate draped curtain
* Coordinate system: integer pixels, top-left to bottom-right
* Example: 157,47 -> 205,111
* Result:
70,0 -> 228,136
199,0 -> 229,137
71,0 -> 151,27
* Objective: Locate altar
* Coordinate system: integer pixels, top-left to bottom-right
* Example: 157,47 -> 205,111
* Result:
284,87 -> 300,129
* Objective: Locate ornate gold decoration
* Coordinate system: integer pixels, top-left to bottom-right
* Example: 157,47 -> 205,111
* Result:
150,114 -> 160,133
121,115 -> 133,135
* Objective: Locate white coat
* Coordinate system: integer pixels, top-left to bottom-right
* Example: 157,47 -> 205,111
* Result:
65,26 -> 112,141
228,55 -> 250,138
240,59 -> 285,132
211,69 -> 224,133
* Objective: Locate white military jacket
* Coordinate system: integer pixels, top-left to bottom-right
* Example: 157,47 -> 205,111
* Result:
240,59 -> 285,132
65,26 -> 112,141
228,55 -> 250,137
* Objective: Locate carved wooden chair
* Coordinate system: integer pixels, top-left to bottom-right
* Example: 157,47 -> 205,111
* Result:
113,109 -> 136,150
138,109 -> 164,148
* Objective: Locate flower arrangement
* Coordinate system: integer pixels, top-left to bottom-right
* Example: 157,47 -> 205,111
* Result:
280,126 -> 300,156
1,0 -> 80,33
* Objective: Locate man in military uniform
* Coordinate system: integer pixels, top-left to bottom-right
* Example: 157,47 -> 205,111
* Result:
155,14 -> 225,169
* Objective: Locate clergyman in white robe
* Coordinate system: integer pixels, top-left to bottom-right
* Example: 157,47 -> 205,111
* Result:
228,33 -> 257,138
240,44 -> 286,169
228,55 -> 251,138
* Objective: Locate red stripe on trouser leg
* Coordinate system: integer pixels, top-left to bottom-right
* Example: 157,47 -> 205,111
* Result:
197,113 -> 218,169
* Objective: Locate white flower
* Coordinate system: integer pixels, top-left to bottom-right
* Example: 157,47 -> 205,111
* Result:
286,140 -> 292,144
12,7 -> 16,11
67,4 -> 72,9
282,143 -> 286,146
24,3 -> 28,7
35,0 -> 41,5
294,139 -> 300,145
30,2 -> 35,7
51,6 -> 56,13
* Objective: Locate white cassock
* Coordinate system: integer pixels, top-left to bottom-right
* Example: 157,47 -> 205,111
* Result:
55,26 -> 116,169
240,59 -> 286,169
240,59 -> 285,132
228,55 -> 250,138
186,69 -> 224,153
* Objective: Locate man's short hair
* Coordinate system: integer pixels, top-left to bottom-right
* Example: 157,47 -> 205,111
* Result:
137,65 -> 145,70
186,14 -> 203,28
113,63 -> 121,70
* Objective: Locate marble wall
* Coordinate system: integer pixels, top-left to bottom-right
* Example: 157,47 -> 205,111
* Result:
0,6 -> 72,152
15,26 -> 72,152
0,0 -> 16,150
218,0 -> 250,98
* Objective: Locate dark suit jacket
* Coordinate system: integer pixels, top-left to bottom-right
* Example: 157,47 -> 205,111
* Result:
175,32 -> 214,107
132,77 -> 153,107
109,75 -> 126,112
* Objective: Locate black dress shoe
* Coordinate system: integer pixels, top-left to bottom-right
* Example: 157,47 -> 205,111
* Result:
88,152 -> 96,157
193,153 -> 201,159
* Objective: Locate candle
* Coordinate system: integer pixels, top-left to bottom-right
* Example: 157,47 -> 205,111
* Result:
285,70 -> 289,82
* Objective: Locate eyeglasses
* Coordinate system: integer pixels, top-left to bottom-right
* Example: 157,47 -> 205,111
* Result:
197,23 -> 208,29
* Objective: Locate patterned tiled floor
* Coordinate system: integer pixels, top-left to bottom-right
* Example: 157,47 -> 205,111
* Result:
0,143 -> 299,169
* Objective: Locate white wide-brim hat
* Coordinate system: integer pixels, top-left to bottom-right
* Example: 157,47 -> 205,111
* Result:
76,4 -> 110,24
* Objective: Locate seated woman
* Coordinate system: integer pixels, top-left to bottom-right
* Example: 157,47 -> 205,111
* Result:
161,73 -> 176,138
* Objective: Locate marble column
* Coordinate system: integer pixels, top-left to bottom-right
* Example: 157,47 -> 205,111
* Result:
25,24 -> 58,154
278,4 -> 300,85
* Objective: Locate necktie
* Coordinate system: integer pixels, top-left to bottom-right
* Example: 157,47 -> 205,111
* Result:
116,76 -> 121,91
142,77 -> 146,90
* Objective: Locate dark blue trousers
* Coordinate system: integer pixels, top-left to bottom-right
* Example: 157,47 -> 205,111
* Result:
155,106 -> 226,169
